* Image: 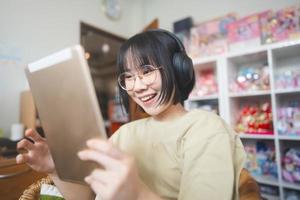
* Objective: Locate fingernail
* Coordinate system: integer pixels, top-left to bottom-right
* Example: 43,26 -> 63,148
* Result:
16,154 -> 22,163
85,176 -> 91,183
77,151 -> 84,158
86,140 -> 93,146
25,128 -> 32,133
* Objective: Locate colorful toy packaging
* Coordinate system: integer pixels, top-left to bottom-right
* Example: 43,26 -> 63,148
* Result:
185,13 -> 236,58
189,68 -> 218,97
227,12 -> 263,51
236,102 -> 273,135
275,66 -> 300,90
259,185 -> 280,200
260,6 -> 300,44
277,100 -> 300,136
244,141 -> 278,179
178,5 -> 300,59
282,148 -> 300,184
230,65 -> 270,93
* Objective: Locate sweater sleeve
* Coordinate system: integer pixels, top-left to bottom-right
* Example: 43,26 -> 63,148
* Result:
178,130 -> 236,200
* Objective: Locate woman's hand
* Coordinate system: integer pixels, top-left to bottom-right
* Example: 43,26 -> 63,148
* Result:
16,129 -> 55,174
78,139 -> 142,200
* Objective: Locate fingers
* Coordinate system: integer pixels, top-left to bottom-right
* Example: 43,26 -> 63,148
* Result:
86,169 -> 114,185
85,169 -> 116,198
16,153 -> 29,164
25,129 -> 43,142
17,139 -> 34,151
88,180 -> 110,198
86,139 -> 122,159
78,149 -> 120,170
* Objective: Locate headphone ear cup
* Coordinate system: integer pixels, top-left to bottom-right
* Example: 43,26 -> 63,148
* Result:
173,52 -> 194,85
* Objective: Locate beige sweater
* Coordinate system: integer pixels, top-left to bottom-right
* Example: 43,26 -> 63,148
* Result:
111,109 -> 246,200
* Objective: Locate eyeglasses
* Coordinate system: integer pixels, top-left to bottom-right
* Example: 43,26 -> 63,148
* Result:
118,65 -> 161,91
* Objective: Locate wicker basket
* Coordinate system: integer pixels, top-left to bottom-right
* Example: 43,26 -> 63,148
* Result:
19,175 -> 53,200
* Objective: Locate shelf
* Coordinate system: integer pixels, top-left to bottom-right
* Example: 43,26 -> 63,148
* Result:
191,39 -> 300,65
254,175 -> 279,186
186,38 -> 300,199
188,94 -> 219,101
261,194 -> 280,200
229,90 -> 271,98
239,133 -> 275,140
192,55 -> 219,65
271,39 -> 300,50
282,181 -> 300,191
272,40 -> 300,58
275,88 -> 300,94
278,135 -> 300,141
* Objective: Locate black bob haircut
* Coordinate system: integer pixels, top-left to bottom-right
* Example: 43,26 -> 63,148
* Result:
117,29 -> 195,114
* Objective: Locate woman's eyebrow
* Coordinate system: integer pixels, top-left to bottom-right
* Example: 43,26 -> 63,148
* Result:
124,67 -> 137,73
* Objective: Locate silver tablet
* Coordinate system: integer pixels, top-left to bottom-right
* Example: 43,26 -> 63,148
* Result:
25,45 -> 107,184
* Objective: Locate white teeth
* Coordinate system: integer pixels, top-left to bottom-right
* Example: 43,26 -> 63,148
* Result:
140,94 -> 155,102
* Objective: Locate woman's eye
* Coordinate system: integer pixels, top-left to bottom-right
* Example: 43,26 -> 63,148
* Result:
125,74 -> 134,79
143,69 -> 151,74
142,67 -> 155,75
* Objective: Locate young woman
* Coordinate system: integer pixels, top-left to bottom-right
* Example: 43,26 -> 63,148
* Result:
17,29 -> 246,200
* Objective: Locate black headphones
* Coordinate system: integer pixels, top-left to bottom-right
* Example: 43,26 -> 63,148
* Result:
148,29 -> 194,86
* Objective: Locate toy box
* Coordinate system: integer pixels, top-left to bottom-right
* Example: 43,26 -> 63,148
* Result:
185,13 -> 236,58
277,100 -> 300,136
189,68 -> 218,97
244,141 -> 278,179
282,148 -> 300,184
260,6 -> 300,44
274,65 -> 300,90
227,12 -> 263,52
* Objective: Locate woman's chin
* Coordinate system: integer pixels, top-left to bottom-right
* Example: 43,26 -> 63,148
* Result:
144,109 -> 160,116
142,105 -> 167,117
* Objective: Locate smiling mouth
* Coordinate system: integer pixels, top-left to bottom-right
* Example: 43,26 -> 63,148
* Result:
139,94 -> 157,103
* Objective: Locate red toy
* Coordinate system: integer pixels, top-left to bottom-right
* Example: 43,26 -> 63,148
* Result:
236,102 -> 273,134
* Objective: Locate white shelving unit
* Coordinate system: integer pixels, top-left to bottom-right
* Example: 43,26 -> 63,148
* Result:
239,133 -> 275,140
255,175 -> 280,187
186,39 -> 300,199
185,59 -> 221,115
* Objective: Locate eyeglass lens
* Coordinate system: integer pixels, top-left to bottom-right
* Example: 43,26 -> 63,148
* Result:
118,65 -> 159,90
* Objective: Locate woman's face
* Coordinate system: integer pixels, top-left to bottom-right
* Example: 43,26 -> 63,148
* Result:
124,55 -> 172,117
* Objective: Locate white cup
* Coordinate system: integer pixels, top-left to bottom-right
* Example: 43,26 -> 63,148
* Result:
10,123 -> 24,141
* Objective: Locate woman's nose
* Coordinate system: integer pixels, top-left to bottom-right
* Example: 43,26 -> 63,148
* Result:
133,76 -> 147,91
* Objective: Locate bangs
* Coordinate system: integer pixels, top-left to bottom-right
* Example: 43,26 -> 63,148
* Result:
123,44 -> 161,72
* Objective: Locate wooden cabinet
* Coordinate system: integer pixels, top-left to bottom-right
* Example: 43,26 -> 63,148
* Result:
0,158 -> 46,200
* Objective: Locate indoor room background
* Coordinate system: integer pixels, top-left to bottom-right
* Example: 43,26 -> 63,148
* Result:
1,0 -> 299,199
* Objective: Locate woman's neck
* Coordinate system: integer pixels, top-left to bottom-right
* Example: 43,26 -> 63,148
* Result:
153,103 -> 187,122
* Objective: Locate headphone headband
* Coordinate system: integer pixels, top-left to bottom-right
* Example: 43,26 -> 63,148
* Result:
147,28 -> 194,89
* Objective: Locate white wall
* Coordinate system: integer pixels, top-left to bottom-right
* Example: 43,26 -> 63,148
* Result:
143,0 -> 300,31
0,0 -> 144,63
0,0 -> 144,137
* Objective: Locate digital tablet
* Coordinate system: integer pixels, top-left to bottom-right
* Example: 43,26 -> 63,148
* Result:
25,45 -> 107,184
